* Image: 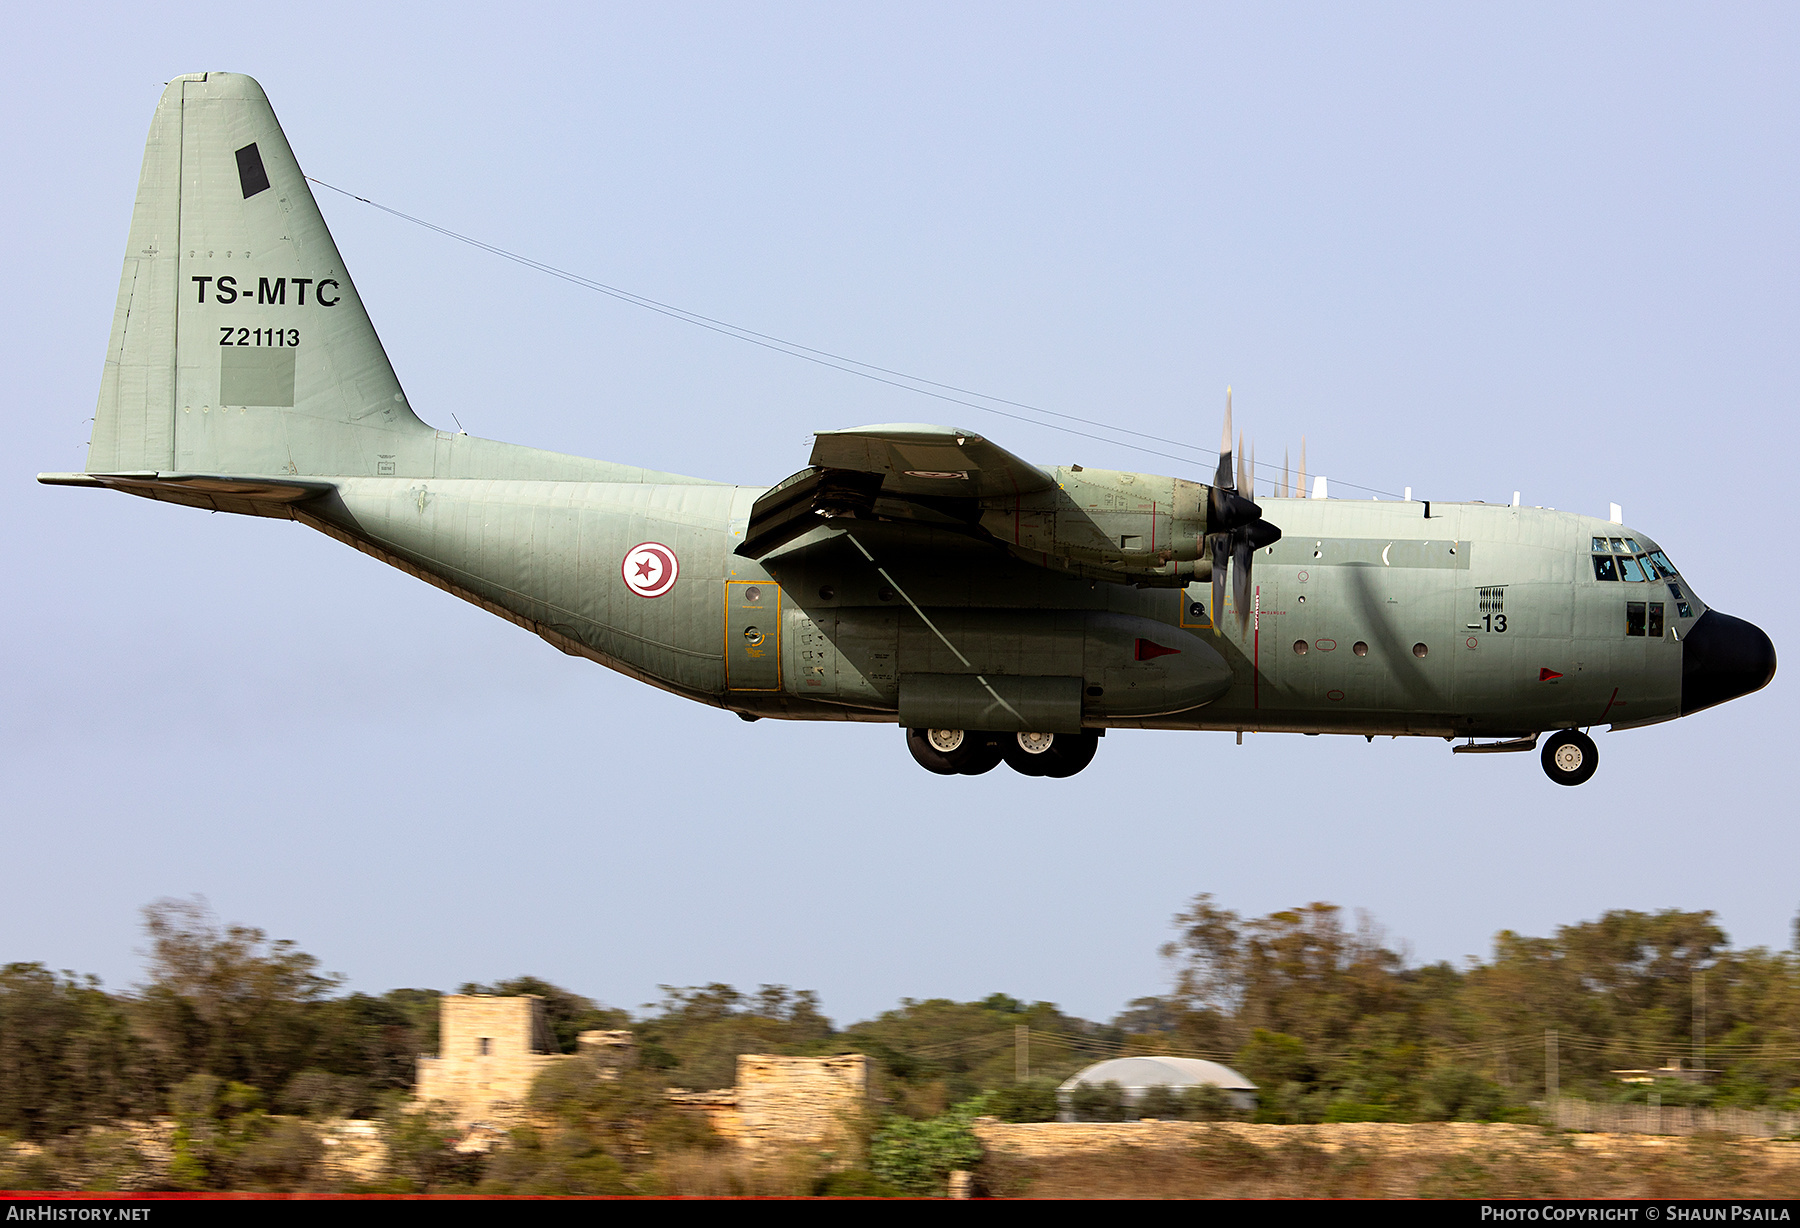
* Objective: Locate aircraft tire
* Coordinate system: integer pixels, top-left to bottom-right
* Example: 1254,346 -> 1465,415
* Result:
906,728 -> 961,774
1540,729 -> 1598,786
1041,731 -> 1100,778
956,736 -> 1005,776
1002,731 -> 1058,777
908,727 -> 1003,775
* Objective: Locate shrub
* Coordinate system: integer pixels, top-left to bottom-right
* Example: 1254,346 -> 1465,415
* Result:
871,1097 -> 985,1196
1069,1080 -> 1128,1122
985,1079 -> 1059,1123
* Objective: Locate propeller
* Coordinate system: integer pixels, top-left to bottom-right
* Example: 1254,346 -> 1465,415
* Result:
1207,389 -> 1284,633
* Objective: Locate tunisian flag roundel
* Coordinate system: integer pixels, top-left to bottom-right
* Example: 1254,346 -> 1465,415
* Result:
621,542 -> 679,598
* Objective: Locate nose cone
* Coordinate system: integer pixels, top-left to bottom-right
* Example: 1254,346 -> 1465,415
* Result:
1682,610 -> 1777,716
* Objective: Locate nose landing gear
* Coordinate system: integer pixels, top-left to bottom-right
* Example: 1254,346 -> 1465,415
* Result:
906,728 -> 1099,777
1541,729 -> 1599,786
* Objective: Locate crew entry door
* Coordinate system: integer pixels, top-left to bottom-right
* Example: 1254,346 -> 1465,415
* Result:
726,581 -> 782,691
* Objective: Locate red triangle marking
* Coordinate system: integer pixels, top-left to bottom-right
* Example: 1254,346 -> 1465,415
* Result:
1136,638 -> 1181,662
1539,667 -> 1564,682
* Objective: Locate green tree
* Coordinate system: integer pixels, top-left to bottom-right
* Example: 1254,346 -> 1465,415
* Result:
636,983 -> 834,1091
138,897 -> 340,1094
0,963 -> 152,1138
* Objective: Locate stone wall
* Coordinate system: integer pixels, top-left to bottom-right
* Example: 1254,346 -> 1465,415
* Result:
666,1055 -> 872,1159
736,1054 -> 871,1155
971,1119 -> 1800,1199
974,1117 -> 1800,1162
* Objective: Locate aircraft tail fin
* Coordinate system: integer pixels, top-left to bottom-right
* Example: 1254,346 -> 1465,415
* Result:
87,73 -> 433,479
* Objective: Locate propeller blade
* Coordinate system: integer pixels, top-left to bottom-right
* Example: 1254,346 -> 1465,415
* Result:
1232,532 -> 1254,632
1201,389 -> 1284,635
1214,388 -> 1234,491
1210,533 -> 1229,634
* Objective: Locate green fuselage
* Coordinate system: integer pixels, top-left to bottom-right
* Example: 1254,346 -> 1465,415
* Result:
297,453 -> 1693,741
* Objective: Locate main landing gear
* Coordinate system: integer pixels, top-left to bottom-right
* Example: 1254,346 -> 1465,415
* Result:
906,728 -> 1100,778
1540,729 -> 1599,786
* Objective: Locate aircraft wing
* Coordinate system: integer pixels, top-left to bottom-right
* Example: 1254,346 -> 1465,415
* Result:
737,424 -> 1054,558
808,424 -> 1055,499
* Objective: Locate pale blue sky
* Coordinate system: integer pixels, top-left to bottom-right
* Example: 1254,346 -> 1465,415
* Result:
3,3 -> 1794,1023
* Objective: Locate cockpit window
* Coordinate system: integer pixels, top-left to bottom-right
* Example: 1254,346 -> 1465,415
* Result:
1638,554 -> 1664,579
1624,538 -> 1642,553
1591,537 -> 1609,553
1618,556 -> 1646,582
1609,538 -> 1628,553
1592,555 -> 1618,581
1650,550 -> 1676,577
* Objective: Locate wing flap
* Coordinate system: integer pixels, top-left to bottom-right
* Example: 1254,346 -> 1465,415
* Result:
736,468 -> 875,559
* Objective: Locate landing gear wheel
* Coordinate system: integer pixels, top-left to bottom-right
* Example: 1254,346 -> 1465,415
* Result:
1541,729 -> 1598,786
907,728 -> 1004,775
907,728 -> 964,775
1042,731 -> 1100,778
1001,731 -> 1100,778
957,736 -> 1005,776
1002,731 -> 1056,777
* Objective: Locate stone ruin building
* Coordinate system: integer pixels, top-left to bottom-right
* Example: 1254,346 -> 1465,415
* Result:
414,994 -> 869,1156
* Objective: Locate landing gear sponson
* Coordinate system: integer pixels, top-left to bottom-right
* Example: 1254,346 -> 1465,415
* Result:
907,728 -> 1100,778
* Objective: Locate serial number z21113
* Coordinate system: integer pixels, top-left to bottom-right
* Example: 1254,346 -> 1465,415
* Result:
220,327 -> 299,347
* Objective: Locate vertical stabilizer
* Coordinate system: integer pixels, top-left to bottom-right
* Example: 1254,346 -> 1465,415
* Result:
89,73 -> 433,479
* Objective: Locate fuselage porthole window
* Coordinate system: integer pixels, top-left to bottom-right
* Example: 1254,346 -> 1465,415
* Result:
1593,555 -> 1619,581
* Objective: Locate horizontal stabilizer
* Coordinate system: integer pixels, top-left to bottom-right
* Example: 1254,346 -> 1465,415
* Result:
39,471 -> 334,504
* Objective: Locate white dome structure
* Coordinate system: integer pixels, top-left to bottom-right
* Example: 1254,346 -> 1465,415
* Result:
1057,1056 -> 1258,1119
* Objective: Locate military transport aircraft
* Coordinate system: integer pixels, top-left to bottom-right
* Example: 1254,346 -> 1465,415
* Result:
41,74 -> 1777,785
